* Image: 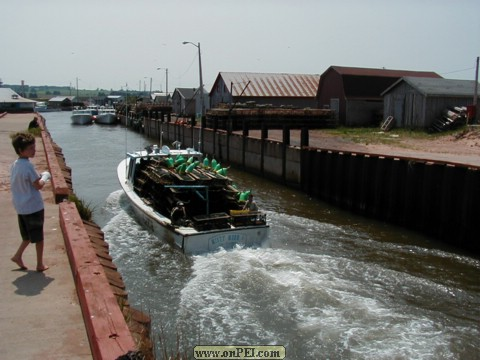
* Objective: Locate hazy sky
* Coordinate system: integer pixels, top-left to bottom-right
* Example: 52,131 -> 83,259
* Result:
2,0 -> 479,92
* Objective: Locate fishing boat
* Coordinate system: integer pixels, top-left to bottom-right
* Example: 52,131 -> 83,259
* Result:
71,108 -> 94,125
94,107 -> 118,125
34,101 -> 49,112
86,104 -> 99,115
117,144 -> 269,255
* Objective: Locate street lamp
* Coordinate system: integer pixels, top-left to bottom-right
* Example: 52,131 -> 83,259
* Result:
183,41 -> 204,151
156,67 -> 169,97
182,41 -> 204,116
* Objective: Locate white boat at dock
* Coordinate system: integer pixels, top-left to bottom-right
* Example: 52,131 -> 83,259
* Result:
34,101 -> 50,112
86,104 -> 99,115
117,145 -> 269,255
94,107 -> 118,124
71,108 -> 94,125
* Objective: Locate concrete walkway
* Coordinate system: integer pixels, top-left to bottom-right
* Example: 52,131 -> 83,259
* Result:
0,113 -> 92,359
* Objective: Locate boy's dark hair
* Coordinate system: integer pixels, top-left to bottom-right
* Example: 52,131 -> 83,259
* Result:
10,132 -> 35,155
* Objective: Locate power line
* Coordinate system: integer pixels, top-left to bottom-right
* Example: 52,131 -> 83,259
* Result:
440,66 -> 475,75
179,53 -> 198,79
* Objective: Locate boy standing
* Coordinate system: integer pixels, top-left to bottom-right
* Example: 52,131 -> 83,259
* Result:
9,132 -> 50,272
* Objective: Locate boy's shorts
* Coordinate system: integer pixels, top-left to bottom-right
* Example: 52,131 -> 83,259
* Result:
18,209 -> 45,243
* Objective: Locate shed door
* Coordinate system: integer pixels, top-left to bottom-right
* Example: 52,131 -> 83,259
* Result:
404,92 -> 415,128
394,97 -> 404,127
330,98 -> 340,120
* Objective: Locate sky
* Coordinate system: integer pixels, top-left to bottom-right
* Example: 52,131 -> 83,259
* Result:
1,0 -> 479,93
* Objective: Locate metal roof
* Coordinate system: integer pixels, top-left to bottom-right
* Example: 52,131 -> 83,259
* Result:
383,77 -> 480,97
49,96 -> 75,102
0,88 -> 36,103
174,87 -> 208,99
174,88 -> 198,99
329,65 -> 441,79
318,66 -> 442,99
216,72 -> 320,98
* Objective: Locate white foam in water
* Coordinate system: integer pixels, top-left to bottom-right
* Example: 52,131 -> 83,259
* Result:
101,190 -> 164,265
176,246 -> 469,359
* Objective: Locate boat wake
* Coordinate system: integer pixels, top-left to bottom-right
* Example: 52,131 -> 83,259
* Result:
177,244 -> 479,359
101,190 -> 480,359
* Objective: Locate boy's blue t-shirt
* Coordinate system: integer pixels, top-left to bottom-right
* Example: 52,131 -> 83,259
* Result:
10,158 -> 44,215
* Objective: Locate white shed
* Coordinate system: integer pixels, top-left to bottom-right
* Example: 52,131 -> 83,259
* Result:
0,88 -> 36,113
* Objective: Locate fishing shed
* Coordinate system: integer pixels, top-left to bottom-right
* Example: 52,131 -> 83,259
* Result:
316,66 -> 441,126
0,88 -> 36,113
209,72 -> 320,109
171,87 -> 209,117
48,96 -> 76,110
382,77 -> 480,129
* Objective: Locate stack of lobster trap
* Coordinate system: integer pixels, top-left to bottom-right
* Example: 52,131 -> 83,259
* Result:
429,106 -> 468,132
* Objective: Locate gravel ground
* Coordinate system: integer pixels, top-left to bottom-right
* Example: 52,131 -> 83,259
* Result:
244,126 -> 480,167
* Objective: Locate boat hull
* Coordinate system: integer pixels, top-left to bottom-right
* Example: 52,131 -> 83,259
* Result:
71,112 -> 93,125
95,114 -> 117,124
34,102 -> 56,112
118,159 -> 269,255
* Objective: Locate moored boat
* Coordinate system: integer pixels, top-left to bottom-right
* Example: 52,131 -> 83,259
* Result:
117,145 -> 269,255
34,101 -> 49,112
94,107 -> 118,124
71,108 -> 94,125
86,104 -> 99,115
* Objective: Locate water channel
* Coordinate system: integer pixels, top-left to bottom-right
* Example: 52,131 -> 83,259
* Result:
42,111 -> 479,359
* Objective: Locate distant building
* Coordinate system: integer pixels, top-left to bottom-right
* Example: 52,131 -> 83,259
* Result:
0,88 -> 36,113
152,93 -> 170,105
48,96 -> 76,110
209,72 -> 320,109
171,87 -> 209,117
382,77 -> 479,128
316,66 -> 442,126
106,95 -> 123,106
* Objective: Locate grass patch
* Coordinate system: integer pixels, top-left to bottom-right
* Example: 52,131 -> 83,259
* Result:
321,125 -> 469,146
28,127 -> 42,137
68,193 -> 94,221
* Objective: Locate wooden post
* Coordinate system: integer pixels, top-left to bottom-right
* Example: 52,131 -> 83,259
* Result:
282,126 -> 290,183
300,127 -> 309,147
260,122 -> 267,175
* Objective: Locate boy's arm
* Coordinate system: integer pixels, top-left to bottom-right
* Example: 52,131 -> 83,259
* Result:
33,177 -> 45,190
33,171 -> 51,190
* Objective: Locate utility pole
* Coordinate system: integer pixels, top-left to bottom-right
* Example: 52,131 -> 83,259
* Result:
157,68 -> 169,98
182,41 -> 204,151
474,56 -> 479,124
